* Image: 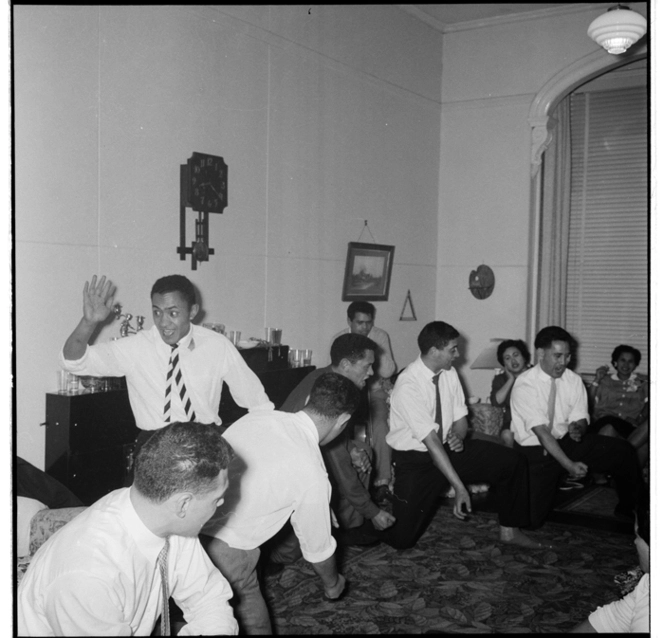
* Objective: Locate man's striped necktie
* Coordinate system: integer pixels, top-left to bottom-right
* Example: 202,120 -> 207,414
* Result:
164,344 -> 196,423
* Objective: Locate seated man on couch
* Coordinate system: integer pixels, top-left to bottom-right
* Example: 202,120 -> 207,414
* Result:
18,422 -> 238,636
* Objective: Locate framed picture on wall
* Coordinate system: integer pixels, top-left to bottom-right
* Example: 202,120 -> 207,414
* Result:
342,242 -> 395,301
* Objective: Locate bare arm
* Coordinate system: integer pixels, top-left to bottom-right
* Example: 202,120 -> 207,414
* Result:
493,371 -> 516,406
310,554 -> 345,599
422,430 -> 470,520
587,365 -> 609,405
63,276 -> 116,360
532,425 -> 587,478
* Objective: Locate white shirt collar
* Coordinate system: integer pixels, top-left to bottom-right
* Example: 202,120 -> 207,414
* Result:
610,371 -> 637,382
123,487 -> 167,563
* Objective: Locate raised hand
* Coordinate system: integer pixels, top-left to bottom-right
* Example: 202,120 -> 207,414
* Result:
82,275 -> 117,325
594,365 -> 610,383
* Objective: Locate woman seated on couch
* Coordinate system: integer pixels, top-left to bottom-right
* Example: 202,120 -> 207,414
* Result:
588,345 -> 648,469
489,339 -> 532,447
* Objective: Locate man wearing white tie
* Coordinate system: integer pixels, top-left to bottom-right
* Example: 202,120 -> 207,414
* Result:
510,326 -> 643,528
61,275 -> 273,452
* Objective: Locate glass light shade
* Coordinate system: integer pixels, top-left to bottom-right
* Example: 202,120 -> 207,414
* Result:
470,339 -> 509,370
587,7 -> 647,54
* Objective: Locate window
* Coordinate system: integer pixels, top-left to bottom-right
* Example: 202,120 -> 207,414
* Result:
566,86 -> 648,373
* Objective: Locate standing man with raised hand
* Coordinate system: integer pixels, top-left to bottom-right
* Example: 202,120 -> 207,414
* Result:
201,372 -> 361,634
61,274 -> 273,449
331,301 -> 396,505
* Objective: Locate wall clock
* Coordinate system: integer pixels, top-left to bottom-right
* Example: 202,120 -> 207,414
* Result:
177,152 -> 228,270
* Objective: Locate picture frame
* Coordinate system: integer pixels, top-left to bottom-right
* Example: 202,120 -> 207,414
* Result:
342,242 -> 395,301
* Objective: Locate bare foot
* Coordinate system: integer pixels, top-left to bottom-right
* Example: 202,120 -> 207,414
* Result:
499,527 -> 552,550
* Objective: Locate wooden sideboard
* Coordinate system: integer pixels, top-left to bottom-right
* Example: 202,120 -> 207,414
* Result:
44,349 -> 314,505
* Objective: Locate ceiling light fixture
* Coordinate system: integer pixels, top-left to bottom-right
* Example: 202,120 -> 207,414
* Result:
587,4 -> 647,55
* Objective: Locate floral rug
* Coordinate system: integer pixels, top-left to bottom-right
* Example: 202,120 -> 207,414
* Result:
263,506 -> 634,634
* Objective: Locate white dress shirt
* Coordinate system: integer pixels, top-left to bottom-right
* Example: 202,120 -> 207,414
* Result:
589,573 -> 649,633
203,410 -> 337,564
331,326 -> 396,379
510,364 -> 589,447
60,324 -> 273,430
386,357 -> 468,452
18,487 -> 238,636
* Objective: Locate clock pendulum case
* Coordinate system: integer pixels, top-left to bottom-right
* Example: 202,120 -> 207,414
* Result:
177,152 -> 228,270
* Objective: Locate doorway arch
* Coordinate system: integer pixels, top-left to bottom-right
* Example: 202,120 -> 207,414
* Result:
524,43 -> 648,342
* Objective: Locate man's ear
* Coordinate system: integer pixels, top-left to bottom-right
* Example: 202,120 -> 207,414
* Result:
171,492 -> 193,519
536,347 -> 545,363
338,357 -> 351,373
346,316 -> 353,329
189,304 -> 200,322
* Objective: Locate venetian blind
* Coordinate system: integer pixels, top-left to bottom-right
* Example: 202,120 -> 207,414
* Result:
566,86 -> 648,374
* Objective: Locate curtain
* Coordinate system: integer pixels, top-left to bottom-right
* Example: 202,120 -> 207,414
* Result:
536,96 -> 571,331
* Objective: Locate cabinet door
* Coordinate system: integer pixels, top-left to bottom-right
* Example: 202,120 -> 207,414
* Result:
68,445 -> 132,505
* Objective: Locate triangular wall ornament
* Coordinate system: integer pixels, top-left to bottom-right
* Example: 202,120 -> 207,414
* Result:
400,290 -> 417,321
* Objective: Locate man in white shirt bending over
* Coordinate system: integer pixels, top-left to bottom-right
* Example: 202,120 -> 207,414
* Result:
201,372 -> 361,634
18,421 -> 238,636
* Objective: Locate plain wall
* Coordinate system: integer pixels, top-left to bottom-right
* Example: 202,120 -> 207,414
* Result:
14,5 -> 442,467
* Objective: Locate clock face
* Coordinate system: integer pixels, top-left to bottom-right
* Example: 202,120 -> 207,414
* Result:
187,152 -> 228,213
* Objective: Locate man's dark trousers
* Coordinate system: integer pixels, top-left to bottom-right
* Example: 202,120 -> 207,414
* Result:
517,432 -> 643,529
382,438 -> 531,549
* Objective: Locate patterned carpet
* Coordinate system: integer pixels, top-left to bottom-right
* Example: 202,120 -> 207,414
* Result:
262,504 -> 635,634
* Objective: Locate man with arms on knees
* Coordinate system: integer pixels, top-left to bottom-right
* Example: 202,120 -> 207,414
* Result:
18,422 -> 238,636
201,372 -> 361,635
510,326 -> 643,529
277,333 -> 395,552
332,301 -> 396,505
382,321 -> 540,550
61,275 -> 272,449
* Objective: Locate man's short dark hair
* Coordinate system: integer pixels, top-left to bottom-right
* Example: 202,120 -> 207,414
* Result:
347,301 -> 376,321
330,333 -> 378,367
497,339 -> 531,366
417,321 -> 460,355
151,275 -> 197,309
133,422 -> 234,503
534,326 -> 574,351
611,344 -> 642,368
306,372 -> 361,419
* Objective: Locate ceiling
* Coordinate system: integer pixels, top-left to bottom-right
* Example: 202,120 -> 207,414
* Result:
399,3 -> 602,32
